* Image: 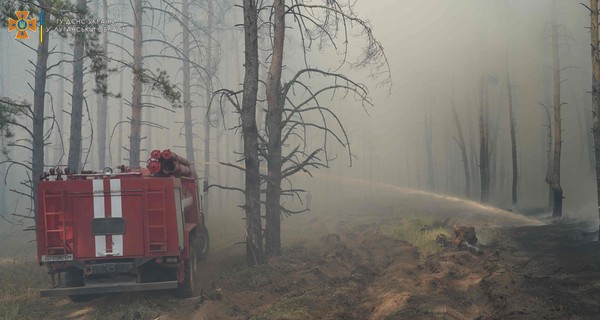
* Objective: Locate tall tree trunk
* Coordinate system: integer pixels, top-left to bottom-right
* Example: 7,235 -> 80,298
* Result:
216,126 -> 222,210
117,19 -> 125,165
585,95 -> 596,174
235,28 -> 244,204
96,0 -> 109,169
67,0 -> 87,172
129,0 -> 143,167
588,0 -> 600,235
479,76 -> 490,203
145,99 -> 152,152
182,0 -> 196,172
506,68 -> 518,210
32,3 -> 50,217
451,101 -> 471,198
551,8 -> 563,217
0,31 -> 4,95
425,106 -> 435,191
264,0 -> 285,258
489,101 -> 501,198
542,104 -> 554,208
54,40 -> 65,164
203,0 -> 213,211
241,0 -> 263,266
468,102 -> 479,198
0,32 -> 5,216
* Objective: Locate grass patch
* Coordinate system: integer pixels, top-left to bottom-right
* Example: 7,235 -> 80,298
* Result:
393,216 -> 451,258
0,258 -> 50,320
251,296 -> 316,320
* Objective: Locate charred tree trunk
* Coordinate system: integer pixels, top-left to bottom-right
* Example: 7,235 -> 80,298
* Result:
585,98 -> 596,174
235,29 -> 244,204
265,0 -> 285,258
67,0 -> 87,172
241,0 -> 264,265
182,0 -> 196,171
489,102 -> 501,198
425,106 -> 435,191
506,68 -> 518,210
479,76 -> 490,203
541,103 -> 554,208
203,0 -> 213,210
451,101 -> 471,198
550,11 -> 563,217
96,0 -> 109,169
468,103 -> 479,198
129,0 -> 143,167
32,6 -> 50,217
589,0 -> 600,235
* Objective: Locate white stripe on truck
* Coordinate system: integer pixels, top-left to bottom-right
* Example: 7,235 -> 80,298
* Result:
92,179 -> 106,257
110,179 -> 123,256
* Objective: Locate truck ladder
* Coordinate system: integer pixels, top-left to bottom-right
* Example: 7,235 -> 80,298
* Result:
147,187 -> 167,252
43,191 -> 68,255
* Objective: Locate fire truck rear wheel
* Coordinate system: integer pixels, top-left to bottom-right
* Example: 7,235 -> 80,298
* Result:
198,225 -> 209,260
65,269 -> 96,303
179,232 -> 201,297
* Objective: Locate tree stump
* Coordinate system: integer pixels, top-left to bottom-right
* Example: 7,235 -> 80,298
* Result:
452,226 -> 478,247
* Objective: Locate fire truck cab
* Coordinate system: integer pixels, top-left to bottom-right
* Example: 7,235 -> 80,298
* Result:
37,150 -> 208,301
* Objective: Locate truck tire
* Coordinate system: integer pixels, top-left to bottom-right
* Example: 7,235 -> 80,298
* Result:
198,225 -> 209,260
179,231 -> 200,298
65,269 -> 95,303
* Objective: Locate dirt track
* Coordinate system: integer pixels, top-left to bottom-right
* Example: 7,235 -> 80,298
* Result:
6,191 -> 600,319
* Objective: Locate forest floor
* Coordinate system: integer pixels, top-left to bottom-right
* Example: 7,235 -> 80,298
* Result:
2,190 -> 600,319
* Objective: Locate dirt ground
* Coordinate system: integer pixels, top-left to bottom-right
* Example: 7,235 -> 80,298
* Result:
3,190 -> 600,320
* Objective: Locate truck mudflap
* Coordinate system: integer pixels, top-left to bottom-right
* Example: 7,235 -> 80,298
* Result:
40,281 -> 179,297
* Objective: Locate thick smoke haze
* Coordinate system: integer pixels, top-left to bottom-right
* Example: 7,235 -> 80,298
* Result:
0,0 -> 598,245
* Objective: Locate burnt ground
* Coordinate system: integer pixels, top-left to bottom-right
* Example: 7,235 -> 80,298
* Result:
3,193 -> 600,320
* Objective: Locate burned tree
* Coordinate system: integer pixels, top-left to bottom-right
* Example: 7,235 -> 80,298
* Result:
181,0 -> 195,169
505,66 -> 518,210
214,0 -> 264,265
547,5 -> 565,217
424,105 -> 435,191
100,0 -> 182,168
479,75 -> 491,203
240,0 -> 263,265
264,0 -> 286,257
0,0 -> 82,218
451,100 -> 471,198
129,0 -> 143,167
585,0 -> 600,234
203,0 -> 214,211
95,0 -> 109,169
0,1 -> 53,216
540,102 -> 553,208
261,0 -> 390,257
67,0 -> 87,172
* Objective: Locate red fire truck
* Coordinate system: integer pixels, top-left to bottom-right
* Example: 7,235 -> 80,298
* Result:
36,150 -> 208,301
